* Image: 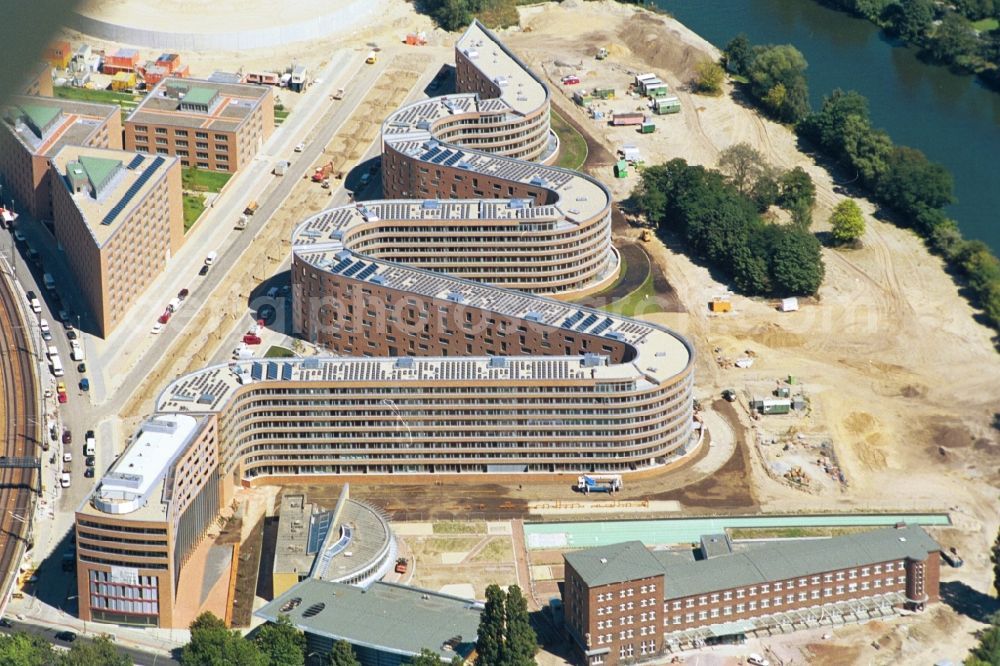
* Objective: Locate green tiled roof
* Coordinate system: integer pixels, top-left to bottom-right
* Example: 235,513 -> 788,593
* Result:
183,87 -> 217,106
564,525 -> 940,599
564,541 -> 666,587
20,103 -> 60,133
78,155 -> 121,193
255,580 -> 481,659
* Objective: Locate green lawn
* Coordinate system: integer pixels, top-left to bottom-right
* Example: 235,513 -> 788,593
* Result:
274,107 -> 290,126
54,86 -> 141,123
551,110 -> 588,170
181,167 -> 232,193
972,17 -> 999,31
182,193 -> 205,231
264,345 -> 295,358
603,272 -> 662,317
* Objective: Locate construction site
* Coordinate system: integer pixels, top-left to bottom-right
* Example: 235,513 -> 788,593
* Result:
11,0 -> 996,663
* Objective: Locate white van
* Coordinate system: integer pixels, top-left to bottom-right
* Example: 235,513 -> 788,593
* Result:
29,297 -> 41,314
39,318 -> 52,341
70,340 -> 85,362
205,251 -> 218,266
51,355 -> 64,377
85,435 -> 96,457
166,297 -> 181,313
47,345 -> 58,360
43,273 -> 56,291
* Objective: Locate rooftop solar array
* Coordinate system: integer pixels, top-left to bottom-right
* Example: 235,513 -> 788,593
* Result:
101,156 -> 164,226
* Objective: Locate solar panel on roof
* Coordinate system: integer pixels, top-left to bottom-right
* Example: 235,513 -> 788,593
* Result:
266,362 -> 278,380
198,393 -> 214,405
343,261 -> 365,277
302,358 -> 319,370
421,147 -> 442,161
331,257 -> 353,274
591,317 -> 614,336
444,153 -> 462,166
306,511 -> 333,555
562,311 -> 585,328
101,156 -> 164,226
251,363 -> 263,380
281,363 -> 293,381
576,314 -> 599,331
126,155 -> 144,170
355,264 -> 377,281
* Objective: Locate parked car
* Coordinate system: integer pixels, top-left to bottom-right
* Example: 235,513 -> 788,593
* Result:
59,474 -> 71,489
178,288 -> 189,300
151,322 -> 163,335
85,456 -> 95,467
56,381 -> 66,394
62,430 -> 71,445
55,630 -> 76,642
66,327 -> 77,340
158,311 -> 171,325
0,617 -> 12,627
57,309 -> 69,322
747,655 -> 770,666
13,230 -> 25,243
77,362 -> 86,373
49,425 -> 57,442
199,265 -> 210,276
79,378 -> 89,391
243,334 -> 262,345
561,75 -> 581,85
57,392 -> 67,404
294,142 -> 305,152
63,452 -> 72,463
84,468 -> 94,478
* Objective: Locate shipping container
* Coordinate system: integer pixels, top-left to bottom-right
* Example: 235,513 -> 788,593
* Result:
612,112 -> 644,126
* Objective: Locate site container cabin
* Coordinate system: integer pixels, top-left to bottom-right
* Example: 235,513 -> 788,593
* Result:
612,113 -> 644,126
654,96 -> 681,115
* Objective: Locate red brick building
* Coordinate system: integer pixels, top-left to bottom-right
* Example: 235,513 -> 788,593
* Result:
563,524 -> 940,665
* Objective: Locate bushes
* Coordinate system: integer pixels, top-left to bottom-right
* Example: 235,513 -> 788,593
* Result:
635,159 -> 824,296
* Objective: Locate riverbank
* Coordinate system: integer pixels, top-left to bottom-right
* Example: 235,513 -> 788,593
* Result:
508,1 -> 1000,662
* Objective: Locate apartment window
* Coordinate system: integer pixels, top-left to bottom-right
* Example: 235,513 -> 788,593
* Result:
712,593 -> 721,603
721,592 -> 730,601
698,597 -> 707,606
886,563 -> 894,573
619,604 -> 625,612
836,572 -> 845,581
874,565 -> 882,574
648,584 -> 656,592
175,129 -> 188,137
134,125 -> 147,133
672,601 -> 681,611
749,587 -> 757,596
761,599 -> 769,609
797,592 -> 806,602
156,148 -> 168,154
196,132 -> 208,139
873,579 -> 882,589
736,589 -> 745,599
811,576 -> 820,585
748,601 -> 756,611
861,582 -> 870,591
862,567 -> 870,576
774,583 -> 782,592
786,595 -> 794,604
215,144 -> 228,152
723,606 -> 732,616
197,162 -> 209,168
640,586 -> 647,594
685,613 -> 694,623
848,570 -> 857,579
897,576 -> 906,585
698,610 -> 707,621
798,578 -> 808,587
836,585 -> 845,594
177,150 -> 189,156
823,588 -> 833,597
685,599 -> 694,609
761,584 -> 770,593
736,604 -> 745,613
197,152 -> 209,159
155,127 -> 167,135
155,137 -> 168,145
823,574 -> 833,583
176,140 -> 188,147
810,590 -> 820,600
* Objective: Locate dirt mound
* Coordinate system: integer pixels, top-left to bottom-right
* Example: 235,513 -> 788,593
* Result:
617,13 -> 705,82
747,322 -> 806,348
844,411 -> 877,435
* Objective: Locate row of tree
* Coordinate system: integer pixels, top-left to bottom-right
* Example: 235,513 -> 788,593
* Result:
421,0 -> 519,32
0,633 -> 132,666
724,37 -> 1000,332
634,156 -> 825,296
816,0 -> 1000,88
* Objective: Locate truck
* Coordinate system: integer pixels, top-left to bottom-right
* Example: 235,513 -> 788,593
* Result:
596,47 -> 608,60
84,433 -> 96,457
394,557 -> 408,574
244,200 -> 259,215
312,162 -> 334,182
332,88 -> 344,100
51,354 -> 64,377
236,215 -> 249,230
577,474 -> 622,494
70,340 -> 85,362
273,160 -> 289,176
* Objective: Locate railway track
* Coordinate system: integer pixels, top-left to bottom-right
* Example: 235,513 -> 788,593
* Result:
0,268 -> 39,614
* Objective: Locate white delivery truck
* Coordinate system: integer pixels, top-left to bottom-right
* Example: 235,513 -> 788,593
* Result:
51,354 -> 64,377
70,340 -> 85,362
47,345 -> 58,360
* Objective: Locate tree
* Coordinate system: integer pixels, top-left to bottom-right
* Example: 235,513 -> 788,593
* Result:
475,585 -> 506,666
966,622 -> 1000,665
830,199 -> 866,244
748,44 -> 810,122
876,146 -> 955,221
0,632 -> 52,666
769,228 -> 825,295
502,586 -> 537,666
59,636 -> 133,666
927,11 -> 979,66
181,611 -> 268,666
255,615 -> 306,666
885,0 -> 935,42
694,58 -> 725,95
750,164 -> 782,212
717,143 -> 765,195
779,167 -> 815,210
326,641 -> 361,666
406,648 -> 463,666
723,34 -> 755,75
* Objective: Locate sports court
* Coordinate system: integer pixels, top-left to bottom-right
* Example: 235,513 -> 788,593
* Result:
523,513 -> 951,549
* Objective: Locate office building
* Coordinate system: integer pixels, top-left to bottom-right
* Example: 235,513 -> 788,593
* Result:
124,78 -> 273,173
49,147 -> 183,336
0,96 -> 121,221
562,524 -> 941,666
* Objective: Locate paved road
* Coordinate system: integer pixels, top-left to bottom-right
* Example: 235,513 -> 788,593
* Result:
0,619 -> 180,665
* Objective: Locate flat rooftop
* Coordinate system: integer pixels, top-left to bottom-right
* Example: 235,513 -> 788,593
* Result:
127,77 -> 269,133
255,579 -> 481,660
456,19 -> 547,115
49,147 -> 176,247
85,414 -> 202,519
2,95 -> 118,157
273,494 -> 393,584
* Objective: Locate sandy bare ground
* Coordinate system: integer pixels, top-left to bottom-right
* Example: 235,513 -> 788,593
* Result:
507,1 -> 1000,661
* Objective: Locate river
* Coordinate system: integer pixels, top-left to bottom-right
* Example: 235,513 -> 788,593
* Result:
656,0 -> 1000,252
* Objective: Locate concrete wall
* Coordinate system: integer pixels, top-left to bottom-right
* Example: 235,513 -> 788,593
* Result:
68,0 -> 389,51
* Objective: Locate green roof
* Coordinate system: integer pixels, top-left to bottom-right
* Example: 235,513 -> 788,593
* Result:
20,103 -> 61,133
564,525 -> 940,598
662,524 -> 940,599
78,156 -> 121,193
564,541 -> 665,587
183,87 -> 217,106
255,580 -> 481,659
